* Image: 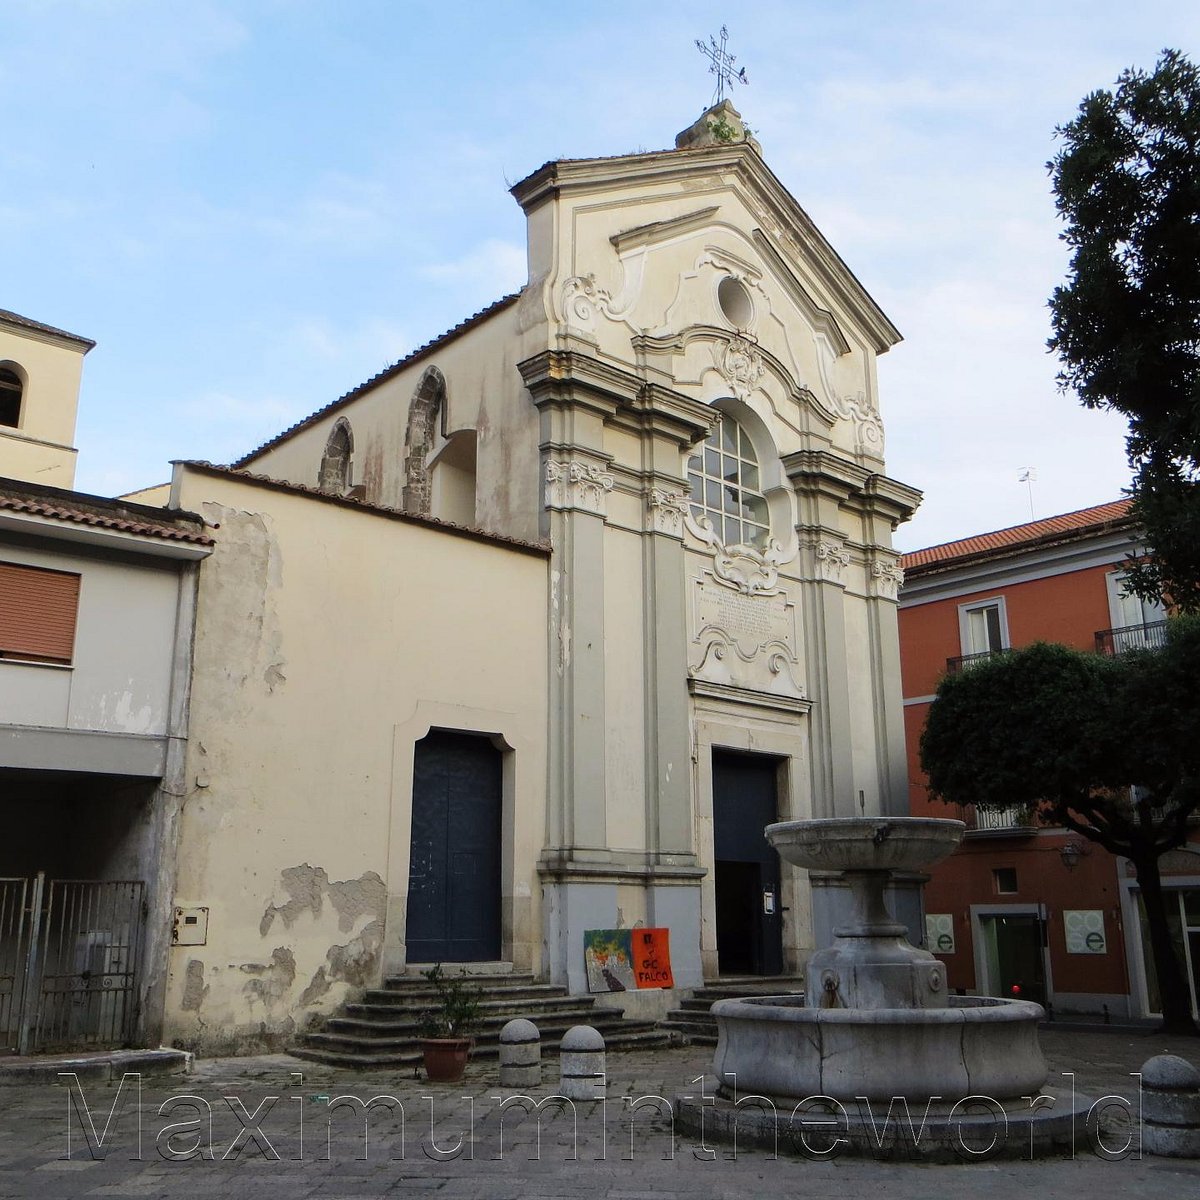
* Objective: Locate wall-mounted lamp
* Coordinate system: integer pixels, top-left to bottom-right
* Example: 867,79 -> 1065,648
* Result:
1059,840 -> 1088,871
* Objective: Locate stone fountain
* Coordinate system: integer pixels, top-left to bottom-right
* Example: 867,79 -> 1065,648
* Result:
677,817 -> 1088,1159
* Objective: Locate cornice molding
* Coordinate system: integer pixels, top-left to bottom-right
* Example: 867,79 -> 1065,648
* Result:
687,676 -> 812,715
783,448 -> 873,497
519,349 -> 716,448
610,205 -> 721,254
783,451 -> 921,527
751,230 -> 852,356
863,473 -> 924,526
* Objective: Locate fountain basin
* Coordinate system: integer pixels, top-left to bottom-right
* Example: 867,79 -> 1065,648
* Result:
766,816 -> 965,875
711,994 -> 1047,1103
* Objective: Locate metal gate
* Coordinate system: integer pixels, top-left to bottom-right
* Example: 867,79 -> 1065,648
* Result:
0,875 -> 145,1055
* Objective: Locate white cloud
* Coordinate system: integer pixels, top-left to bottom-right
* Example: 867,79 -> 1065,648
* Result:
420,239 -> 527,297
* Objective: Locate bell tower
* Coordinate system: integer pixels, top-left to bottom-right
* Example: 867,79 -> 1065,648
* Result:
0,308 -> 94,488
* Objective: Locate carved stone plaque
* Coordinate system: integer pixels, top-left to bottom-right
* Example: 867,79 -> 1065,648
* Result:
695,582 -> 794,659
689,575 -> 804,699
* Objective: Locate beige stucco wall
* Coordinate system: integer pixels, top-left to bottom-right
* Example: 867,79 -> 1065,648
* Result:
0,322 -> 85,488
163,465 -> 548,1053
119,482 -> 171,506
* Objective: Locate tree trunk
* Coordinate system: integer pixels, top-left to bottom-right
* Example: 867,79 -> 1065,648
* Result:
1134,853 -> 1198,1035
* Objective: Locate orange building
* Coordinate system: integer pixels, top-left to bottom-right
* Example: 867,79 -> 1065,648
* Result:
898,500 -> 1197,1022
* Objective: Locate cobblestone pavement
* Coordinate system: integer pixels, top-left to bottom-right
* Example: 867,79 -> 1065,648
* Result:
5,1027 -> 1200,1198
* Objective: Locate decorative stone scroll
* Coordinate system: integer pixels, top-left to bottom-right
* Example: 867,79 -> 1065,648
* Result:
560,274 -> 613,325
682,506 -> 792,597
545,459 -> 616,516
646,488 -> 691,536
869,556 -> 905,600
716,335 -> 765,401
809,333 -> 886,460
815,539 -> 852,584
846,392 -> 885,458
559,260 -> 646,327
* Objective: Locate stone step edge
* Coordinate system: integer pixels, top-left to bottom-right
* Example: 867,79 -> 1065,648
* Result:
0,1048 -> 193,1087
347,994 -> 582,1013
290,1030 -> 670,1069
304,1020 -> 661,1052
327,1011 -> 626,1035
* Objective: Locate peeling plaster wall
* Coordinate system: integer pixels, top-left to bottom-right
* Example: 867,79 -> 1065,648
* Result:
164,468 -> 548,1054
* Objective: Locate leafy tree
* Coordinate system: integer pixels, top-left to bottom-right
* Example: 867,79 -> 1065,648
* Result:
1048,49 -> 1200,612
919,619 -> 1200,1034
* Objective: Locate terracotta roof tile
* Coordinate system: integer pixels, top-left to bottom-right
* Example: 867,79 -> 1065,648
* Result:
901,499 -> 1133,572
0,308 -> 95,349
0,479 -> 211,546
234,293 -> 520,467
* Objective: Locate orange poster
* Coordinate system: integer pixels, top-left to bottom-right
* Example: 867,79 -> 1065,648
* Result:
631,927 -> 674,989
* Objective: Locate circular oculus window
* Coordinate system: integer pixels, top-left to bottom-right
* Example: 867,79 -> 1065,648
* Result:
717,276 -> 754,328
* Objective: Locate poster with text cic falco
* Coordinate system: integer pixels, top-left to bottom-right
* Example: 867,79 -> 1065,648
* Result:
584,927 -> 673,992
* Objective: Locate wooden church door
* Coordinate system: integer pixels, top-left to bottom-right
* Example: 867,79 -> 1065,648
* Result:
406,730 -> 502,963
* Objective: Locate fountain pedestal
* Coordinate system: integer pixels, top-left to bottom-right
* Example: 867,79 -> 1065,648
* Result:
675,817 -> 1087,1159
774,818 -> 961,1011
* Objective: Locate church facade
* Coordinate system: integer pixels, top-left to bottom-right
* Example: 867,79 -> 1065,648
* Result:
150,104 -> 922,1050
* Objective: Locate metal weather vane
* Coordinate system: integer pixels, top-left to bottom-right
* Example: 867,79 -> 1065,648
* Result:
695,26 -> 748,108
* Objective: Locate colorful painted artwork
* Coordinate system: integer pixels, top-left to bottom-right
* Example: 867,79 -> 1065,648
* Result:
584,927 -> 674,993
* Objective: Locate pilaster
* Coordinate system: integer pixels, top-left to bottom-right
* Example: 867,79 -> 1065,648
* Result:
642,484 -> 696,863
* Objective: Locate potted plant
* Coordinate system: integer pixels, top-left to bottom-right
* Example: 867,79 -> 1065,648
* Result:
415,963 -> 481,1083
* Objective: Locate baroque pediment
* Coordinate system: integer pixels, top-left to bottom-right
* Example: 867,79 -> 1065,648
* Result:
513,142 -> 900,355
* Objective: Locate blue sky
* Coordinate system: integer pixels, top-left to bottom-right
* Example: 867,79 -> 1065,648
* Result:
3,1 -> 1198,550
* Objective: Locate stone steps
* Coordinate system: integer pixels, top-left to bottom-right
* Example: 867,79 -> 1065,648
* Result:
333,995 -> 590,1029
659,976 -> 806,1046
293,972 -> 668,1068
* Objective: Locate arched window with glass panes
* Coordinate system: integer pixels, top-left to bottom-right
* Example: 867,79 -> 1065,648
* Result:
687,415 -> 770,549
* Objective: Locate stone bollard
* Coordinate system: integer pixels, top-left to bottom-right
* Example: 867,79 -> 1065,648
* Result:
498,1018 -> 541,1089
1142,1054 -> 1200,1157
559,1025 -> 605,1101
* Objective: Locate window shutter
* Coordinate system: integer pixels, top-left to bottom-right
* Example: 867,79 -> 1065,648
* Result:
0,561 -> 81,664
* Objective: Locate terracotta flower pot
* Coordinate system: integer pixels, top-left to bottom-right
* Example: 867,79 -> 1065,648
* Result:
420,1037 -> 472,1083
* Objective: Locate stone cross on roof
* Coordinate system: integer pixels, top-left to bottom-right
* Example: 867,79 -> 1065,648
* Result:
695,25 -> 748,108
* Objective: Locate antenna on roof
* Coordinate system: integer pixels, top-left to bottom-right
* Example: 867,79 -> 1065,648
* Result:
695,25 -> 748,108
1018,467 -> 1037,520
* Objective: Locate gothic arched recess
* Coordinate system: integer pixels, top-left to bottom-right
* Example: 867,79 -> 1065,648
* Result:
402,367 -> 446,515
318,418 -> 354,494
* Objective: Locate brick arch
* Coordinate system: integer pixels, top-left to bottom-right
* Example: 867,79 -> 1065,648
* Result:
401,366 -> 446,515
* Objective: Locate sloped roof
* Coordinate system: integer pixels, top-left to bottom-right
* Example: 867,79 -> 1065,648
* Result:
901,499 -> 1134,573
0,308 -> 95,350
0,477 -> 211,545
233,293 -> 520,468
178,460 -> 549,556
